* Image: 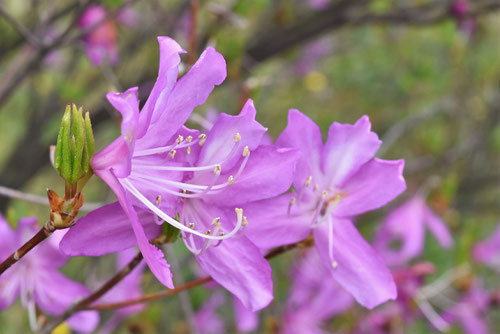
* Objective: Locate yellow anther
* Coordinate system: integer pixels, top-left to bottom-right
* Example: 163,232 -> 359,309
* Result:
243,216 -> 248,226
205,230 -> 212,235
176,135 -> 184,144
314,184 -> 320,191
188,223 -> 195,229
169,149 -> 176,159
199,133 -> 207,146
234,133 -> 241,143
155,195 -> 162,206
186,146 -> 192,155
242,146 -> 250,157
181,189 -> 187,194
219,232 -> 225,236
214,164 -> 221,174
212,217 -> 221,225
228,175 -> 234,185
305,176 -> 313,187
332,261 -> 338,269
321,190 -> 329,198
186,135 -> 193,142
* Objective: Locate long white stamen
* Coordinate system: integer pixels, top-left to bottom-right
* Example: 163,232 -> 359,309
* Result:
310,190 -> 328,227
327,215 -> 337,268
133,137 -> 200,157
122,178 -> 243,240
27,296 -> 39,331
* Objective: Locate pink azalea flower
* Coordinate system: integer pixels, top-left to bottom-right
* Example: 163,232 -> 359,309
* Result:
61,37 -> 299,310
280,250 -> 353,334
244,110 -> 407,308
78,5 -> 137,66
374,194 -> 453,266
0,215 -> 98,333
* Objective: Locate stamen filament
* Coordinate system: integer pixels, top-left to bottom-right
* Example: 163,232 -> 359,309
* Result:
133,137 -> 200,157
122,178 -> 243,240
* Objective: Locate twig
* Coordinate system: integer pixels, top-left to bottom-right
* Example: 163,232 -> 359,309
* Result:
38,252 -> 144,334
0,5 -> 42,46
0,185 -> 104,212
187,0 -> 200,66
165,245 -> 196,334
85,237 -> 313,311
378,98 -> 453,157
0,220 -> 53,275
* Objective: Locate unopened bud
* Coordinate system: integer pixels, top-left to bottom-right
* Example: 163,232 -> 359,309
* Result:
54,104 -> 95,198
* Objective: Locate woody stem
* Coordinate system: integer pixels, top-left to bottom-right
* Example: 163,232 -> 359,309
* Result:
0,221 -> 54,276
85,236 -> 314,311
38,251 -> 144,334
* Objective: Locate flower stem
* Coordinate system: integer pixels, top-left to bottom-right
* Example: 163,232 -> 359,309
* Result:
38,251 -> 144,334
0,221 -> 54,275
86,237 -> 314,311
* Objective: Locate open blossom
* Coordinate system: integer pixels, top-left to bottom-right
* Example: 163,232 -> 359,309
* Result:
61,36 -> 299,310
0,215 -> 98,333
473,222 -> 500,269
78,5 -> 137,66
374,194 -> 453,266
244,110 -> 406,308
78,5 -> 119,66
280,250 -> 353,334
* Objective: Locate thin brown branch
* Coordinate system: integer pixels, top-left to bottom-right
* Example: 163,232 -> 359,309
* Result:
244,0 -> 500,68
187,0 -> 200,65
0,5 -> 41,46
0,221 -> 53,275
0,185 -> 103,211
85,236 -> 314,311
38,252 -> 144,334
0,0 -> 94,110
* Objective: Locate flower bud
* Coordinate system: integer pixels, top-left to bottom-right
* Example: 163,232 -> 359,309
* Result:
54,104 -> 95,198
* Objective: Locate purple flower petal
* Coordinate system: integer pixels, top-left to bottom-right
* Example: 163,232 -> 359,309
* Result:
276,109 -> 323,190
314,218 -> 397,309
137,37 -> 185,137
473,222 -> 500,267
196,209 -> 273,311
196,99 -> 266,171
423,205 -> 453,248
204,146 -> 299,207
99,170 -> 173,288
333,158 -> 406,217
136,46 -> 226,150
60,202 -> 161,256
244,194 -> 311,250
233,296 -> 259,332
374,197 -> 426,266
67,310 -> 100,334
321,115 -> 381,187
0,213 -> 17,258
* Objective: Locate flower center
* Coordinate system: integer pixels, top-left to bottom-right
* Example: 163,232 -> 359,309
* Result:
121,132 -> 251,250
